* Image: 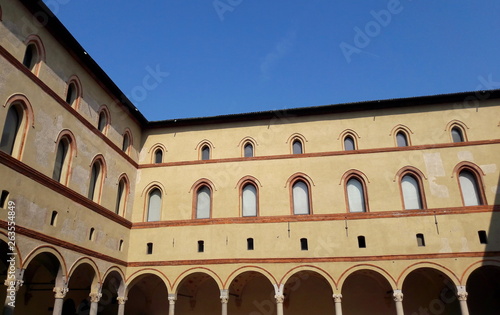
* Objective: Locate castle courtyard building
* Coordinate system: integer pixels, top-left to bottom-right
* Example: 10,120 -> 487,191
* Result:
1,1 -> 500,314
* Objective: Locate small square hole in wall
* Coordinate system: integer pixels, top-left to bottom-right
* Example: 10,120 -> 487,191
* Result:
357,236 -> 366,248
198,240 -> 204,253
478,230 -> 488,244
416,233 -> 426,247
300,238 -> 308,251
147,242 -> 153,254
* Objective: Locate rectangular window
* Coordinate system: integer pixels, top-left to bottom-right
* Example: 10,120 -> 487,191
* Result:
247,238 -> 254,250
478,230 -> 488,244
416,233 -> 426,247
198,240 -> 205,252
358,236 -> 366,248
147,242 -> 153,254
300,238 -> 308,251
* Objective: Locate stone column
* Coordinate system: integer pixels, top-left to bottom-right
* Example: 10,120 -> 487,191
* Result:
89,292 -> 102,315
275,294 -> 285,315
393,290 -> 404,315
3,275 -> 24,315
333,294 -> 343,315
220,290 -> 229,315
52,286 -> 69,315
117,296 -> 127,315
168,293 -> 177,315
457,286 -> 469,315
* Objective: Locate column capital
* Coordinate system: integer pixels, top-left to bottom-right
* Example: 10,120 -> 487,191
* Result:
333,293 -> 342,303
456,286 -> 468,301
168,293 -> 177,304
117,296 -> 128,305
220,289 -> 229,304
89,292 -> 102,303
53,286 -> 69,299
4,279 -> 24,291
393,290 -> 403,302
275,294 -> 285,304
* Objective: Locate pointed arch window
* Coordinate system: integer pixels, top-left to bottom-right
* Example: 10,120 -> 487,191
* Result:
242,183 -> 258,217
196,186 -> 212,219
451,127 -> 464,143
88,159 -> 104,203
0,106 -> 21,155
244,142 -> 254,157
201,145 -> 210,160
122,130 -> 132,154
401,174 -> 424,210
154,148 -> 163,164
115,177 -> 128,215
65,82 -> 77,105
23,43 -> 39,71
147,188 -> 162,221
396,131 -> 409,147
344,136 -> 356,151
292,139 -> 303,154
459,170 -> 483,206
346,177 -> 367,212
97,111 -> 108,133
52,137 -> 71,183
292,180 -> 310,215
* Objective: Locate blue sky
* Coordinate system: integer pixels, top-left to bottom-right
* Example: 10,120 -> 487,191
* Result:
43,0 -> 500,121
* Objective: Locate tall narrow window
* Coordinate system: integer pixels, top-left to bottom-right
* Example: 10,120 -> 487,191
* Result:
358,236 -> 366,248
88,162 -> 102,202
147,188 -> 162,222
50,211 -> 58,226
147,242 -> 153,254
23,44 -> 38,71
0,190 -> 9,208
122,133 -> 130,153
201,145 -> 210,160
247,238 -> 254,250
242,184 -> 257,217
401,175 -> 423,210
97,110 -> 108,133
154,148 -> 163,164
451,127 -> 464,143
115,178 -> 127,215
52,138 -> 70,183
292,140 -> 303,154
119,240 -> 124,251
292,181 -> 310,215
344,136 -> 355,151
244,143 -> 254,157
396,131 -> 409,147
198,240 -> 205,252
300,238 -> 308,251
478,230 -> 488,244
347,178 -> 366,212
459,170 -> 483,206
66,82 -> 77,105
196,186 -> 211,219
0,106 -> 21,155
416,233 -> 426,247
89,228 -> 95,241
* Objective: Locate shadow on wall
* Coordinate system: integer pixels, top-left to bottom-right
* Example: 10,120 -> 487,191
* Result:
466,173 -> 500,314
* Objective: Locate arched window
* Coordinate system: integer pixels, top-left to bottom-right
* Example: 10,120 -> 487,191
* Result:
396,131 -> 409,147
242,183 -> 257,217
459,170 -> 483,206
52,137 -> 71,183
292,139 -> 303,154
147,188 -> 162,221
0,106 -> 21,155
292,180 -> 310,215
65,82 -> 77,105
451,127 -> 464,143
344,135 -> 356,151
88,159 -> 104,203
23,43 -> 39,71
115,177 -> 128,215
122,130 -> 132,154
201,145 -> 210,160
196,186 -> 211,219
97,110 -> 108,133
154,148 -> 163,164
244,142 -> 254,157
401,174 -> 423,210
346,177 -> 367,212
